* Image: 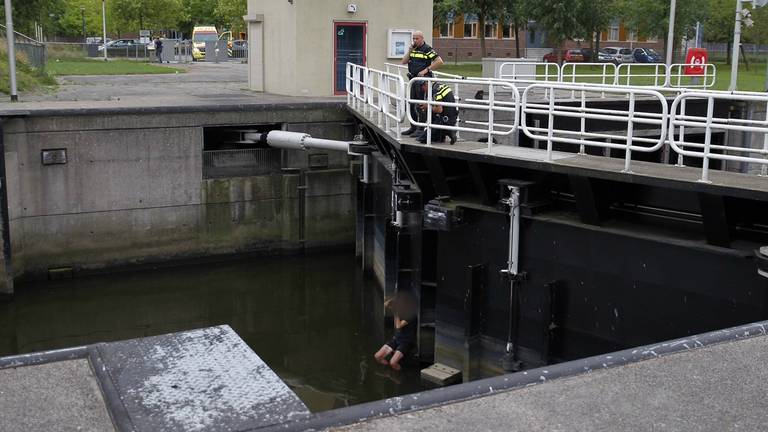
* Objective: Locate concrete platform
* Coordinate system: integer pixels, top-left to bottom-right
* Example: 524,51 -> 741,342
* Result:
0,326 -> 309,432
335,327 -> 768,431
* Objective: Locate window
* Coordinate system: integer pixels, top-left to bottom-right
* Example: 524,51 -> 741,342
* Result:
608,20 -> 620,41
627,28 -> 637,42
484,22 -> 497,39
502,24 -> 516,39
464,14 -> 478,38
439,22 -> 454,38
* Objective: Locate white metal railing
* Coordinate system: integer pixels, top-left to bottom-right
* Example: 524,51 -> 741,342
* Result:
499,62 -> 560,84
561,62 -> 617,86
669,91 -> 768,182
668,63 -> 717,89
365,69 -> 407,139
406,77 -> 519,151
521,83 -> 668,172
616,63 -> 669,87
347,62 -> 768,184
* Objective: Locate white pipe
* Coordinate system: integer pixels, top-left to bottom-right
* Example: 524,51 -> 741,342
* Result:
508,186 -> 520,276
4,0 -> 18,102
244,130 -> 353,153
362,155 -> 370,183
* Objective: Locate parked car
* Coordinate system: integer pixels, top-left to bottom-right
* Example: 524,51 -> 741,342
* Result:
580,48 -> 594,62
543,49 -> 585,63
633,47 -> 662,63
597,47 -> 634,64
98,39 -> 137,51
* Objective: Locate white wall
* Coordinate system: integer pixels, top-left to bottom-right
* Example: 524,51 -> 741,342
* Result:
247,0 -> 433,96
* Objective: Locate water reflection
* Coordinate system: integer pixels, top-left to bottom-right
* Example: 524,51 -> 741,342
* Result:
0,251 -> 423,411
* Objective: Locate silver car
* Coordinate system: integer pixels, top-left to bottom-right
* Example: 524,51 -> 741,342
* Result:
598,47 -> 634,64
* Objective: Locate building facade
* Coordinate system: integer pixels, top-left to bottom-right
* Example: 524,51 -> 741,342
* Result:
245,0 -> 432,96
432,15 -> 664,61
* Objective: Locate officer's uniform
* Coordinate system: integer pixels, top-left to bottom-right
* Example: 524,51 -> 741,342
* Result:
407,43 -> 439,126
419,83 -> 457,144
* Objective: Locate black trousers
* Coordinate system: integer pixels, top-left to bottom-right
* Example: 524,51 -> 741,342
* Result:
430,113 -> 457,141
409,81 -> 425,126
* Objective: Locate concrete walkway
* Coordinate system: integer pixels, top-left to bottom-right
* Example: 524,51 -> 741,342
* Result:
334,333 -> 768,432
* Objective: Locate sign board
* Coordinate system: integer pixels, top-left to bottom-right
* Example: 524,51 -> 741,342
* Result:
684,48 -> 708,75
139,29 -> 150,37
388,29 -> 414,59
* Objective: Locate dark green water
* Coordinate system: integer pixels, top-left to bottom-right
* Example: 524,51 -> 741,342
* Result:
0,251 -> 423,412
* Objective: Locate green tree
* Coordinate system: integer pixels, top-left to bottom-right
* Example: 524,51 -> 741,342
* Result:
575,0 -> 616,58
744,4 -> 768,43
618,0 -> 708,61
528,0 -> 582,63
179,0 -> 219,37
435,0 -> 505,58
215,0 -> 247,35
499,0 -> 529,57
111,0 -> 187,36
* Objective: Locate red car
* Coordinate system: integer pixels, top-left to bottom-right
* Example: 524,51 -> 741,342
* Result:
543,50 -> 585,63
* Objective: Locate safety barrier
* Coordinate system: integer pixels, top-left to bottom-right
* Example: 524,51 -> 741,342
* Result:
365,69 -> 407,139
669,91 -> 768,182
668,63 -> 717,89
346,62 -> 768,183
499,62 -> 560,85
521,83 -> 668,172
406,77 -> 519,151
561,63 -> 617,86
616,63 -> 668,87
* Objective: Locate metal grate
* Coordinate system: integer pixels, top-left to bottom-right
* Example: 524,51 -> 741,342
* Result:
203,148 -> 281,178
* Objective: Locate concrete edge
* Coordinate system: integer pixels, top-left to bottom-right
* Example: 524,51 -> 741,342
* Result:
0,345 -> 89,369
90,344 -> 137,432
0,100 -> 347,118
257,319 -> 768,432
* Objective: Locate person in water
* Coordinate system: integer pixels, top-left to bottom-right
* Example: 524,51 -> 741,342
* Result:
374,291 -> 418,371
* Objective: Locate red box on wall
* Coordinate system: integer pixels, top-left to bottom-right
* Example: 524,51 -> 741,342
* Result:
684,48 -> 708,75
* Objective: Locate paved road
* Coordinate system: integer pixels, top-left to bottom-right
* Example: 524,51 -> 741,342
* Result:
22,61 -> 251,103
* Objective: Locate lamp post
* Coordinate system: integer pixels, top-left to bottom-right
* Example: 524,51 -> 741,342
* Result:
665,0 -> 677,67
3,0 -> 18,101
80,6 -> 86,43
102,0 -> 107,61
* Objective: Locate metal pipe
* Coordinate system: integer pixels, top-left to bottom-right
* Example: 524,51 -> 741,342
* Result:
243,131 -> 352,153
501,185 -> 521,371
3,0 -> 18,102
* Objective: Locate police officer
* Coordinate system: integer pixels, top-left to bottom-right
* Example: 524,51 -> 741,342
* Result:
401,31 -> 444,137
417,81 -> 457,145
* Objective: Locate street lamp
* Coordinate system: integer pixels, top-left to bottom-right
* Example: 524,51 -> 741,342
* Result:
3,0 -> 18,101
80,6 -> 86,43
101,0 -> 107,61
665,0 -> 677,67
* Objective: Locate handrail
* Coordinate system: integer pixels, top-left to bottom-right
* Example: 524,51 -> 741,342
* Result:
616,63 -> 669,87
668,63 -> 717,89
561,62 -> 617,86
499,62 -> 560,84
669,91 -> 768,182
521,83 -> 668,172
406,77 -> 519,152
347,62 -> 768,184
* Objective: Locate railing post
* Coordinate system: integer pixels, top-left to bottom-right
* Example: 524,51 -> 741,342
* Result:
676,97 -> 687,166
761,134 -> 768,176
426,80 -> 433,146
699,96 -> 715,183
546,88 -> 555,161
579,89 -> 586,155
623,92 -> 636,173
487,81 -> 495,153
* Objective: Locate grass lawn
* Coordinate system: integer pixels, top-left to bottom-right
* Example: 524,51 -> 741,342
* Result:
46,58 -> 184,76
439,62 -> 768,92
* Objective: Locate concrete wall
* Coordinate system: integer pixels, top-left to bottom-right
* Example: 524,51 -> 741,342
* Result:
3,104 -> 357,281
248,0 -> 432,96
